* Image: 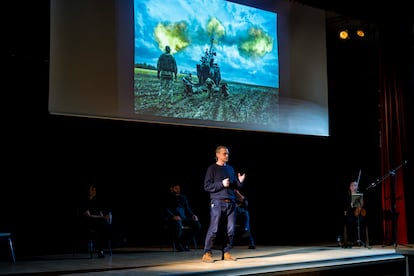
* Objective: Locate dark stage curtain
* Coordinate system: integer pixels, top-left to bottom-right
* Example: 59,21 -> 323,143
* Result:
377,22 -> 412,245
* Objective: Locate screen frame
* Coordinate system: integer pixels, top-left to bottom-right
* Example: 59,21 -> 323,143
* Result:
49,0 -> 329,136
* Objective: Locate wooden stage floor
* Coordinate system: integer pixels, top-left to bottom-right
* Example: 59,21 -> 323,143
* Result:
0,244 -> 413,275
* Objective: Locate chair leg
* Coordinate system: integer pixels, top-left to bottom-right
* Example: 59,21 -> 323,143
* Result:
8,236 -> 16,263
107,240 -> 112,256
171,229 -> 177,252
164,225 -> 198,252
88,240 -> 94,258
343,225 -> 348,247
88,239 -> 112,257
172,238 -> 177,252
192,237 -> 197,251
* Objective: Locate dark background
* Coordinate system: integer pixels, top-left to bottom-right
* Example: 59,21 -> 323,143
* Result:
2,0 -> 413,258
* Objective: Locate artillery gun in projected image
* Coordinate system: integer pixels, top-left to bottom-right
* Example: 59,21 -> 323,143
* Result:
196,37 -> 221,86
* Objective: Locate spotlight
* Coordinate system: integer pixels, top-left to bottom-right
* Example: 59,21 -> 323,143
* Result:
356,29 -> 365,38
339,30 -> 350,40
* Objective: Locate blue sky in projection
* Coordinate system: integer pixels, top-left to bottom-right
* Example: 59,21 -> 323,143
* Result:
134,0 -> 279,88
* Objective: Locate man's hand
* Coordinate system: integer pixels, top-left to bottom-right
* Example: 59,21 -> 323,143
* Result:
238,173 -> 246,183
222,178 -> 230,187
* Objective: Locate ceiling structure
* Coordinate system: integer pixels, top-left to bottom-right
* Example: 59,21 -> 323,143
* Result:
293,0 -> 413,25
293,0 -> 413,44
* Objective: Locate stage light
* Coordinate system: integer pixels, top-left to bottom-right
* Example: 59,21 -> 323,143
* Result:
339,30 -> 350,40
356,29 -> 365,38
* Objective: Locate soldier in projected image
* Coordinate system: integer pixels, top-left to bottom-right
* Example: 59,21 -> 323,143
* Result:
157,45 -> 177,99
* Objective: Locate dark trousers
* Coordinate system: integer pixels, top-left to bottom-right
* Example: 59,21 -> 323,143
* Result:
203,199 -> 237,253
86,218 -> 111,251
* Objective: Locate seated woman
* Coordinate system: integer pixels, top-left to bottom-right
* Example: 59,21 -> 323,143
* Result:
343,181 -> 368,247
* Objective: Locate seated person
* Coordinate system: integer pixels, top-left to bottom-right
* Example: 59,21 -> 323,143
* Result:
343,181 -> 368,247
82,183 -> 112,258
219,79 -> 229,97
235,189 -> 256,249
164,183 -> 201,251
182,73 -> 194,96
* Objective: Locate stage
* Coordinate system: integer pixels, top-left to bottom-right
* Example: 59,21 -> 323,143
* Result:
0,244 -> 412,275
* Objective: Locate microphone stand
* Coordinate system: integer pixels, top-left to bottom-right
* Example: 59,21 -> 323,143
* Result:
366,161 -> 411,248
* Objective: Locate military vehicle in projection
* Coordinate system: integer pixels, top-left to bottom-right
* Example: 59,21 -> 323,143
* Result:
196,37 -> 221,86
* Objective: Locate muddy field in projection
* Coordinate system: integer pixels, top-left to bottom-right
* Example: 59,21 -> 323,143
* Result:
134,71 -> 279,126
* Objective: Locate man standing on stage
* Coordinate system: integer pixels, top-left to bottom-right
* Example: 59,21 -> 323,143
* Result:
201,145 -> 246,263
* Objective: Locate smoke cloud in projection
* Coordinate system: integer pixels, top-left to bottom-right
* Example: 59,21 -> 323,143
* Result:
135,0 -> 279,88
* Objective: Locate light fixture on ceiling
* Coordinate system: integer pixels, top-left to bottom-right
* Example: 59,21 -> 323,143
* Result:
356,28 -> 365,38
338,27 -> 366,40
339,29 -> 350,40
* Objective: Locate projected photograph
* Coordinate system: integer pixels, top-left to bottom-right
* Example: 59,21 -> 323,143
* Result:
133,0 -> 279,131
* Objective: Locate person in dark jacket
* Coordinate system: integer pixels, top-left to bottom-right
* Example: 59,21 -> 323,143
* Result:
164,183 -> 201,251
201,145 -> 246,263
82,184 -> 112,258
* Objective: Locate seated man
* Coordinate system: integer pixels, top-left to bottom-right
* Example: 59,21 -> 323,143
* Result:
235,189 -> 256,249
218,79 -> 229,98
182,73 -> 194,97
164,183 -> 201,251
